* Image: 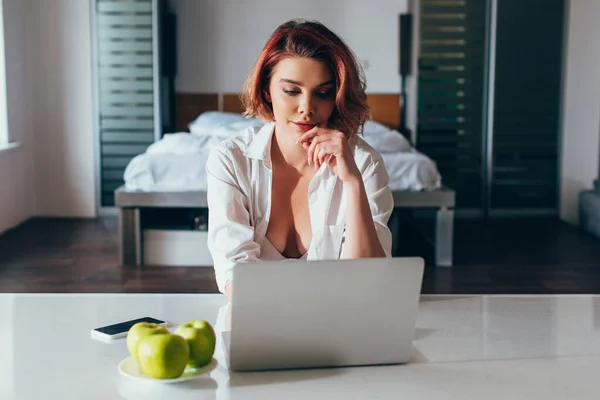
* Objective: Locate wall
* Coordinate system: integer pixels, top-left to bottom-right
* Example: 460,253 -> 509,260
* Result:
560,0 -> 600,225
0,296 -> 14,398
1,0 -> 98,231
173,0 -> 409,93
0,0 -> 34,235
25,0 -> 97,218
6,0 -> 595,226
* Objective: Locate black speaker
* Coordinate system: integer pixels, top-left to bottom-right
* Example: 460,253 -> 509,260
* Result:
399,14 -> 413,76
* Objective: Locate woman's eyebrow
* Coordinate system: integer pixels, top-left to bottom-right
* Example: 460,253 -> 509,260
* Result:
279,78 -> 334,87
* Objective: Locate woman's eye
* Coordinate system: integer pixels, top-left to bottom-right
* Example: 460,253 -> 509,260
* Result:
283,89 -> 333,97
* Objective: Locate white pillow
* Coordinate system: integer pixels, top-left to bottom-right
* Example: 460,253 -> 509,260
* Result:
188,111 -> 263,136
360,120 -> 413,153
363,130 -> 413,153
146,132 -> 221,155
362,120 -> 392,137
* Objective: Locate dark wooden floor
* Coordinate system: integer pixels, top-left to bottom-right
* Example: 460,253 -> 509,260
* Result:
0,216 -> 599,294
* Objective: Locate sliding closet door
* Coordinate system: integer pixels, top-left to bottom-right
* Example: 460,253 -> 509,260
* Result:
416,0 -> 490,214
488,0 -> 565,215
416,0 -> 565,216
94,0 -> 160,207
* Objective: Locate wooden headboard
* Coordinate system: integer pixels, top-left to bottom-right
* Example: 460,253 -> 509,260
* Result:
175,92 -> 400,132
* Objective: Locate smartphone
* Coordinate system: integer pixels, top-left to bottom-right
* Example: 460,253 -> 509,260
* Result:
90,317 -> 167,343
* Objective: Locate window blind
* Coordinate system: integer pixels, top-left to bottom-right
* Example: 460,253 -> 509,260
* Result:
417,0 -> 489,211
96,0 -> 155,207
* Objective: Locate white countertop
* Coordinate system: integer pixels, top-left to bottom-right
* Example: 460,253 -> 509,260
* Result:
1,293 -> 599,399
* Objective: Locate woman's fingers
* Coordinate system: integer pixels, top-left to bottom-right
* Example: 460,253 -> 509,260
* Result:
314,141 -> 335,168
297,127 -> 320,145
325,154 -> 334,167
308,135 -> 326,166
314,143 -> 323,168
318,147 -> 330,168
315,144 -> 336,169
302,129 -> 345,168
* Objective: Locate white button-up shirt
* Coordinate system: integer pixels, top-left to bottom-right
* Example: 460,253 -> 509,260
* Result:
205,122 -> 394,293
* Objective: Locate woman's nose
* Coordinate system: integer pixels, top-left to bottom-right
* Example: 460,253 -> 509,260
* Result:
298,94 -> 316,116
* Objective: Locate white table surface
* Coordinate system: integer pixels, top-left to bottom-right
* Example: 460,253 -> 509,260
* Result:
2,293 -> 599,399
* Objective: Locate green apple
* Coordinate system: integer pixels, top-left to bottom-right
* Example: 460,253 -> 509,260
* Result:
126,322 -> 169,360
137,331 -> 190,379
174,320 -> 216,368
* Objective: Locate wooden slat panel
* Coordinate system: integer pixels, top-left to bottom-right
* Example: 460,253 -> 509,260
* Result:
175,93 -> 219,132
223,93 -> 244,113
366,94 -> 400,129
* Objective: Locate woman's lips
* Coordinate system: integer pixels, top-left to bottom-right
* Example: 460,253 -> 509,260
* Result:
292,122 -> 318,132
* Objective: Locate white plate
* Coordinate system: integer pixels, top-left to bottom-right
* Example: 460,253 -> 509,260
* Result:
118,356 -> 218,383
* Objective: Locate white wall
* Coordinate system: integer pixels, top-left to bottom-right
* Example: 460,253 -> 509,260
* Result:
0,148 -> 32,234
0,0 -> 34,235
25,0 -> 96,218
0,296 -> 14,398
174,0 -> 408,93
1,0 -> 97,232
560,0 -> 600,225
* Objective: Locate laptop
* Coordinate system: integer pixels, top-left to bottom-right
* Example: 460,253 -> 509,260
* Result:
222,257 -> 424,372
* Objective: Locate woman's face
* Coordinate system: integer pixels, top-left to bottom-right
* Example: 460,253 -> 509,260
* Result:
266,57 -> 336,139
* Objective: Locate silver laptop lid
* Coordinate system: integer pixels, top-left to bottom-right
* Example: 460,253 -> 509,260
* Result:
228,257 -> 424,371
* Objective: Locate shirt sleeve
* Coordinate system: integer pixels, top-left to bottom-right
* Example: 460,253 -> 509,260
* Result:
340,153 -> 394,257
205,145 -> 260,294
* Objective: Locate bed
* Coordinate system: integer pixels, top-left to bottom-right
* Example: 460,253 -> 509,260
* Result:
115,93 -> 455,268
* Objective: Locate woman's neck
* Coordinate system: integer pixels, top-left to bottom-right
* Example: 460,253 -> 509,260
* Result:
271,124 -> 310,171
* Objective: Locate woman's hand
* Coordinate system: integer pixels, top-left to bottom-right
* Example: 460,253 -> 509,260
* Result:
297,127 -> 361,183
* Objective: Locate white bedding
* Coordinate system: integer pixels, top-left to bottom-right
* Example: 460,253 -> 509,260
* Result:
123,113 -> 442,192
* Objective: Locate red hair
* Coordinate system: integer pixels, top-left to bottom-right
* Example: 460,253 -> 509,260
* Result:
241,19 -> 369,139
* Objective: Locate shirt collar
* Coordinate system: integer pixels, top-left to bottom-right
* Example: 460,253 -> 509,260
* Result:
243,122 -> 275,163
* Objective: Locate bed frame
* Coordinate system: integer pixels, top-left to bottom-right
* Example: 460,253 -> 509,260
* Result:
115,92 -> 455,268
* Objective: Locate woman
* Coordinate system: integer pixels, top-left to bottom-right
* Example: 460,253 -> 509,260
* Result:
206,19 -> 394,300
